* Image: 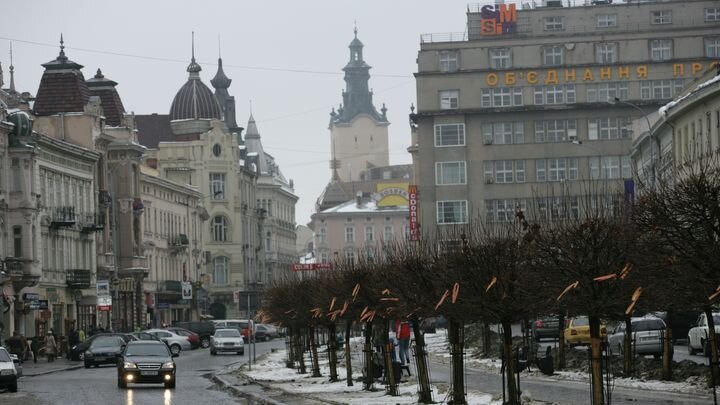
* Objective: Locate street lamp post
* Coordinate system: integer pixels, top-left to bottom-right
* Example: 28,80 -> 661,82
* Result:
610,97 -> 660,188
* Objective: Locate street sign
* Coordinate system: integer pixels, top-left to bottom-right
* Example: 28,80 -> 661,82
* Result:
29,300 -> 49,310
181,282 -> 192,300
22,293 -> 40,302
233,290 -> 240,304
97,280 -> 110,296
291,263 -> 332,272
97,296 -> 112,311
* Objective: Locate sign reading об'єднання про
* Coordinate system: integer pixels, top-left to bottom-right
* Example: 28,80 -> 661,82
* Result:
480,3 -> 518,36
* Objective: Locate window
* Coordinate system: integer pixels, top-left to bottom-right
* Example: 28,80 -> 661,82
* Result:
640,80 -> 683,100
212,143 -> 222,157
706,37 -> 720,58
588,117 -> 631,140
383,226 -> 393,241
650,39 -> 672,61
365,226 -> 374,242
213,257 -> 228,285
481,87 -> 523,108
439,50 -> 458,72
534,120 -> 577,143
543,45 -> 564,66
587,82 -> 629,102
705,7 -> 720,22
11,158 -> 21,192
317,227 -> 327,244
434,124 -> 465,146
345,226 -> 355,243
495,160 -> 514,183
651,10 -> 672,24
515,160 -> 526,183
544,16 -> 564,31
439,90 -> 459,110
536,160 -> 546,182
210,173 -> 226,200
485,199 -> 527,223
597,14 -> 617,28
548,159 -> 567,181
534,85 -> 575,105
595,43 -> 618,63
319,252 -> 329,263
489,48 -> 512,69
211,216 -> 228,242
13,226 -> 21,258
265,231 -> 271,252
484,160 -> 525,183
588,155 -> 631,179
435,161 -> 467,185
437,201 -> 468,224
482,122 -> 524,145
345,250 -> 356,264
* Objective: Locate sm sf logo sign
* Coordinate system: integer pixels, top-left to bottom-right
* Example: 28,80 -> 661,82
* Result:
480,3 -> 518,36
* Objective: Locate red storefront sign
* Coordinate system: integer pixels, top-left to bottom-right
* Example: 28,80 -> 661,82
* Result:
291,263 -> 333,272
409,185 -> 420,241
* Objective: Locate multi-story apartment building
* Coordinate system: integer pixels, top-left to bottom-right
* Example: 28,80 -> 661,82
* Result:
140,165 -> 206,326
411,0 -> 720,232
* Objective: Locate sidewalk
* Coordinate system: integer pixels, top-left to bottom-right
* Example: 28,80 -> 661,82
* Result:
19,357 -> 84,377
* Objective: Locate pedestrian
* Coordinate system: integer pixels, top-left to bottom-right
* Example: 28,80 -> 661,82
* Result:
19,333 -> 29,362
78,328 -> 86,343
30,335 -> 40,363
45,331 -> 57,362
396,320 -> 411,374
67,326 -> 79,359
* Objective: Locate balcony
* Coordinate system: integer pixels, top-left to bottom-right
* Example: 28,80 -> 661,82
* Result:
80,213 -> 105,233
50,206 -> 77,228
66,269 -> 91,289
4,257 -> 40,289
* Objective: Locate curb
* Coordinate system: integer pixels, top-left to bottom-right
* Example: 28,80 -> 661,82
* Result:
211,373 -> 286,405
21,364 -> 84,378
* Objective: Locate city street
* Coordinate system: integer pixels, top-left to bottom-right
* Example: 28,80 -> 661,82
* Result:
2,339 -> 286,405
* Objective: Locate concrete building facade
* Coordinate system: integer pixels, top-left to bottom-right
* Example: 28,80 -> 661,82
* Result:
412,0 -> 720,233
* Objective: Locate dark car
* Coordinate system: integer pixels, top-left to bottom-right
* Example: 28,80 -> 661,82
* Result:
532,317 -> 560,342
117,341 -> 177,389
167,327 -> 200,349
254,324 -> 271,341
84,335 -> 127,368
174,321 -> 216,348
71,333 -> 134,361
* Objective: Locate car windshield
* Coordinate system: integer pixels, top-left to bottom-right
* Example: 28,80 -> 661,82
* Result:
216,330 -> 241,338
173,330 -> 190,336
0,350 -> 11,362
226,322 -> 248,329
91,337 -> 123,348
633,319 -> 665,331
125,344 -> 169,357
573,317 -> 589,327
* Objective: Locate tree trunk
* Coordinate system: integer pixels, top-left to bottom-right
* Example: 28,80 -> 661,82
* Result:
502,319 -> 519,405
704,306 -> 720,387
328,323 -> 338,382
345,320 -> 353,387
309,326 -> 322,377
557,312 -> 566,370
295,330 -> 307,374
411,319 -> 433,403
589,315 -> 604,405
482,322 -> 492,357
448,318 -> 466,405
623,316 -> 633,377
363,321 -> 374,391
381,321 -> 398,396
662,310 -> 674,381
522,317 -> 530,349
286,326 -> 295,368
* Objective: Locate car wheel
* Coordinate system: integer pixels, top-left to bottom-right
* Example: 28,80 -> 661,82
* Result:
210,350 -> 216,356
170,344 -> 181,356
200,337 -> 211,349
165,379 -> 176,389
240,350 -> 244,355
9,381 -> 17,393
84,360 -> 91,368
118,376 -> 127,389
688,339 -> 696,355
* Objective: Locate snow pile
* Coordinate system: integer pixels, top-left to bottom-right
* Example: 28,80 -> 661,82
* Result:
659,74 -> 720,117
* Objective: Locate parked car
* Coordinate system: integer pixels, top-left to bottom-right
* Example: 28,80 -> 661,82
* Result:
70,333 -> 134,361
117,341 -> 177,389
564,317 -> 607,347
143,329 -> 192,356
84,335 -> 127,368
213,320 -> 253,343
254,324 -> 276,341
688,312 -> 720,356
649,311 -> 698,344
0,347 -> 18,392
261,324 -> 280,340
607,317 -> 666,358
210,328 -> 244,355
130,332 -> 163,342
166,327 -> 200,349
173,321 -> 216,348
532,317 -> 560,342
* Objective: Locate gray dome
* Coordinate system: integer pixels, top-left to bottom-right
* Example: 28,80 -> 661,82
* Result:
169,76 -> 222,121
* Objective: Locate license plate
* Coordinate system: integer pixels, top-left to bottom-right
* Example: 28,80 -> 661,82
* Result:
224,343 -> 234,346
141,371 -> 158,376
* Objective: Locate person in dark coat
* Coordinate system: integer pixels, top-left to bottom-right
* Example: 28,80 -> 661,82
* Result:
30,336 -> 40,363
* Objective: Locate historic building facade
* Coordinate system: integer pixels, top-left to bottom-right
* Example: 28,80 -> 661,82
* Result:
412,0 -> 720,234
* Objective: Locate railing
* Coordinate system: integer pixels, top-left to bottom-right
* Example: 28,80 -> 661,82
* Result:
80,213 -> 105,232
420,32 -> 468,44
50,206 -> 76,227
169,234 -> 189,247
67,269 -> 91,289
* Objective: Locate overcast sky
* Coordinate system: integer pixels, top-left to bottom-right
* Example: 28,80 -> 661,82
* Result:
1,0 -> 471,224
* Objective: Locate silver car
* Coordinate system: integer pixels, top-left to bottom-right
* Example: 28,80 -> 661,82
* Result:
608,317 -> 666,357
144,329 -> 192,356
210,328 -> 245,355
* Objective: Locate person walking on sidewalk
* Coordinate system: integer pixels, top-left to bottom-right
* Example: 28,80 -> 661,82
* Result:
396,320 -> 412,376
30,335 -> 40,363
44,331 -> 57,362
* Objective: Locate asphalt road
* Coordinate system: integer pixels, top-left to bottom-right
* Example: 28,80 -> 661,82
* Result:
3,338 -> 286,405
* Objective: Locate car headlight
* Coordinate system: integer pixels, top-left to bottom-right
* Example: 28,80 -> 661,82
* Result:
162,361 -> 175,369
123,362 -> 137,369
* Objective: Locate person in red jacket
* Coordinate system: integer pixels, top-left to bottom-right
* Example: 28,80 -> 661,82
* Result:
396,320 -> 411,374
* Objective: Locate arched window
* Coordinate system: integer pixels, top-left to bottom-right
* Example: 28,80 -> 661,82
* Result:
213,256 -> 228,285
212,216 -> 228,242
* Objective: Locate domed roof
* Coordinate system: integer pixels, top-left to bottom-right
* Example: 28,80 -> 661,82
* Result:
169,78 -> 222,121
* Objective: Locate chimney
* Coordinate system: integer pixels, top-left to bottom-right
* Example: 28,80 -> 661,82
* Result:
356,191 -> 363,208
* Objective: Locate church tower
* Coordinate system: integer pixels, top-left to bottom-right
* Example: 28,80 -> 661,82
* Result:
328,28 -> 389,182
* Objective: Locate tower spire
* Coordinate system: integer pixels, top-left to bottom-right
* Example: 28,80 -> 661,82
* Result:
9,42 -> 16,93
57,33 -> 68,63
186,31 -> 202,75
